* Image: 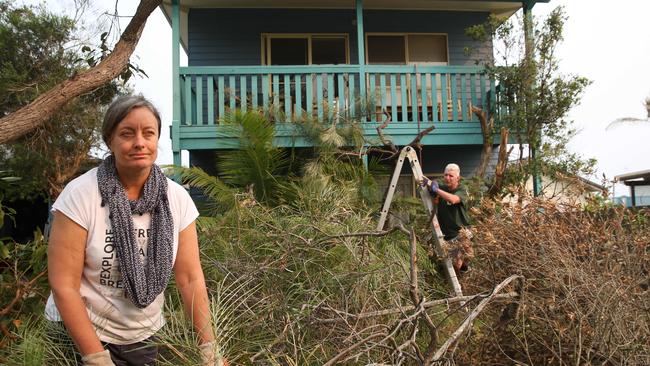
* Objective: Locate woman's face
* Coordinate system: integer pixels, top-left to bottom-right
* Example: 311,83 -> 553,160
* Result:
108,107 -> 159,174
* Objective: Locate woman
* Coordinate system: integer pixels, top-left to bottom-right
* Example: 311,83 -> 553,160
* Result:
46,95 -> 224,365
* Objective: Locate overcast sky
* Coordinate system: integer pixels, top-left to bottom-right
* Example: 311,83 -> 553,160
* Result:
28,0 -> 650,197
534,0 -> 650,197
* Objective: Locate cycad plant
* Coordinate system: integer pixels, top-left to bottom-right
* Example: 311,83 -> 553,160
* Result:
172,110 -> 295,213
217,110 -> 293,207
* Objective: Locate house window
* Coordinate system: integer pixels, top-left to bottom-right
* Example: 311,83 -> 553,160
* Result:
262,34 -> 349,65
366,34 -> 450,117
269,38 -> 308,65
366,33 -> 448,65
367,35 -> 406,64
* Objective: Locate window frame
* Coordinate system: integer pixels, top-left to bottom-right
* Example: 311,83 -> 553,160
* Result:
261,33 -> 350,66
364,32 -> 449,65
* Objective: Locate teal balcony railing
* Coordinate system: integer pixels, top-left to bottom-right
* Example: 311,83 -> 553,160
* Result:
178,65 -> 495,126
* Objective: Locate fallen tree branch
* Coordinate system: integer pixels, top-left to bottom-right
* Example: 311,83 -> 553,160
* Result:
406,225 -> 439,364
373,110 -> 398,158
312,292 -> 520,324
367,109 -> 435,161
0,0 -> 162,143
317,224 -> 410,244
408,227 -> 420,306
409,125 -> 436,149
431,275 -> 524,361
322,332 -> 387,366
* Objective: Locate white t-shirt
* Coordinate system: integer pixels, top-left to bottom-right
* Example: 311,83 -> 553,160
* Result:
45,167 -> 199,345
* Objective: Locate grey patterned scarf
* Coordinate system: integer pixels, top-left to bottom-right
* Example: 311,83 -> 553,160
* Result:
97,155 -> 173,308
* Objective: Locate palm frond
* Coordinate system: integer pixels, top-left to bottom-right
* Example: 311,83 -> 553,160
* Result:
157,277 -> 265,366
167,165 -> 237,214
216,110 -> 292,206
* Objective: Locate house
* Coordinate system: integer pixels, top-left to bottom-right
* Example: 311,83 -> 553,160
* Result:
499,158 -> 607,207
500,173 -> 607,207
523,172 -> 606,206
160,0 -> 550,180
615,169 -> 650,207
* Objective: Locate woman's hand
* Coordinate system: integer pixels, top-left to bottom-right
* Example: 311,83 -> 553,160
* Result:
199,341 -> 229,366
174,222 -> 228,364
81,350 -> 115,366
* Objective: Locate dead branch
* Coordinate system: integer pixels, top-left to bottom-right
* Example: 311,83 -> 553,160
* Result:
0,0 -> 162,143
312,292 -> 519,324
431,275 -> 524,361
317,224 -> 410,244
372,110 -> 398,158
377,109 -> 392,130
367,109 -> 435,161
406,225 -> 440,364
409,125 -> 436,150
408,227 -> 420,306
487,127 -> 512,197
471,106 -> 495,179
322,332 -> 387,366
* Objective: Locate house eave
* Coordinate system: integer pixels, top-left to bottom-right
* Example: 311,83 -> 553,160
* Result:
161,0 -> 549,51
615,169 -> 650,184
162,0 -> 533,11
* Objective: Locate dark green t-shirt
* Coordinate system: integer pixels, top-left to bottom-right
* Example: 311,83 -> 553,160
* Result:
436,181 -> 471,240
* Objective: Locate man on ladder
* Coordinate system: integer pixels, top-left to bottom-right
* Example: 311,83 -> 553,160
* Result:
421,163 -> 474,274
376,146 -> 471,297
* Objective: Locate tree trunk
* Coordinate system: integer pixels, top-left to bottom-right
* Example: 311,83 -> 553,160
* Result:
472,106 -> 494,179
487,127 -> 512,197
0,0 -> 162,144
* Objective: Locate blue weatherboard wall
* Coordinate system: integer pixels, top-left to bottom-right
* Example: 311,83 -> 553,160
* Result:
188,9 -> 357,65
363,10 -> 493,66
184,8 -> 496,172
187,9 -> 493,66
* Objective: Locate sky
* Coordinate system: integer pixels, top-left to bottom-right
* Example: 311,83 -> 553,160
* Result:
24,0 -> 650,197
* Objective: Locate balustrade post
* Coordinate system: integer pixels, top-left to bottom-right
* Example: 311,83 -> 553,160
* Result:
355,0 -> 366,113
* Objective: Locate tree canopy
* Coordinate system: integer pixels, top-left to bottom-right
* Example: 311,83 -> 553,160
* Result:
466,7 -> 596,197
0,0 -> 160,144
0,0 -> 121,200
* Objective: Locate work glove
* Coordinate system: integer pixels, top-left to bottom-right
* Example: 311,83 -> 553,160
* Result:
81,350 -> 115,366
419,177 -> 431,188
420,177 -> 439,195
199,341 -> 226,366
428,180 -> 439,194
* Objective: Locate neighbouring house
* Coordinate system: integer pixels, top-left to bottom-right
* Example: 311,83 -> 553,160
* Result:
160,0 -> 550,188
500,159 -> 607,206
614,169 -> 650,207
523,173 -> 606,206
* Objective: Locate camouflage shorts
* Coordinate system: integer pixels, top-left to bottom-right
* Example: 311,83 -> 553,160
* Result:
447,227 -> 475,263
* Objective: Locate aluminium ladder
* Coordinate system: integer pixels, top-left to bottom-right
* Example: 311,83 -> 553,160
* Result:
376,146 -> 463,298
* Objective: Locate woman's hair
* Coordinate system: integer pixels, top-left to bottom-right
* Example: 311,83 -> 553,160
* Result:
101,95 -> 162,145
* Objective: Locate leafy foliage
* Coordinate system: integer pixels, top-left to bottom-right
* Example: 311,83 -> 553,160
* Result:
466,7 -> 596,193
0,1 -> 75,113
0,0 -> 124,200
217,111 -> 293,206
188,200 -> 442,364
0,227 -> 49,357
